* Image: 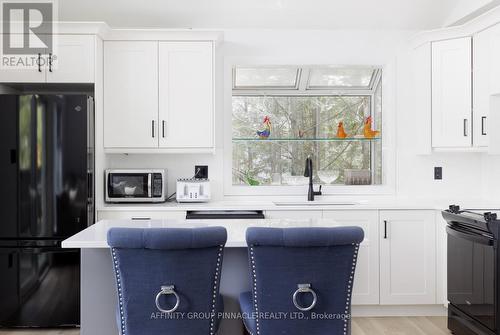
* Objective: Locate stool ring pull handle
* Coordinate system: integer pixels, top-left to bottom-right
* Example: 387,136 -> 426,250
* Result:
155,285 -> 180,313
292,283 -> 317,312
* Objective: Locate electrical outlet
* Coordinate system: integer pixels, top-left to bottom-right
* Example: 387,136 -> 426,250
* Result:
434,167 -> 442,180
195,165 -> 208,179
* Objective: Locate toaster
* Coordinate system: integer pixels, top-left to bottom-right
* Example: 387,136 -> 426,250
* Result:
176,178 -> 211,203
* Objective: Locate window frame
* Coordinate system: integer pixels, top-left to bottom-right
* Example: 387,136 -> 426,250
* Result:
306,67 -> 381,91
232,67 -> 302,90
223,59 -> 396,197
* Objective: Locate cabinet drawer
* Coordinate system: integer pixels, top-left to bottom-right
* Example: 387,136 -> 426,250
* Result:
97,210 -> 186,221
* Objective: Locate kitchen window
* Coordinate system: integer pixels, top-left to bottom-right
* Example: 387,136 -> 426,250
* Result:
231,66 -> 383,187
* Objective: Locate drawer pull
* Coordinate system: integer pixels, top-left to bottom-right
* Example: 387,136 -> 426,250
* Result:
131,217 -> 151,220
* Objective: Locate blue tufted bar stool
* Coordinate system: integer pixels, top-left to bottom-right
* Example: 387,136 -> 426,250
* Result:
239,226 -> 364,335
107,227 -> 227,335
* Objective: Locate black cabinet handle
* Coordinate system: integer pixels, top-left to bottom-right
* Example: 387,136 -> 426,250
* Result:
384,220 -> 387,239
162,120 -> 166,138
463,119 -> 468,137
131,217 -> 151,221
152,120 -> 155,138
48,53 -> 52,72
481,116 -> 487,136
37,53 -> 41,72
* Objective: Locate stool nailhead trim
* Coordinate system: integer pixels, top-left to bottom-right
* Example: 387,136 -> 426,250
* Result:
111,248 -> 126,335
249,246 -> 260,335
344,243 -> 360,335
209,245 -> 224,335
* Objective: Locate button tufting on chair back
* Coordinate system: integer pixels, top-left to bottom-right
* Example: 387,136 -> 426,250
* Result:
239,226 -> 364,335
107,227 -> 227,335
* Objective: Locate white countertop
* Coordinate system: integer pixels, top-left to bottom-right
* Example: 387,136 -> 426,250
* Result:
62,218 -> 355,249
97,198 -> 500,212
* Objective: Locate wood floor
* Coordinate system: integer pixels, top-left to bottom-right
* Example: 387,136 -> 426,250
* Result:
0,316 -> 451,335
352,316 -> 451,335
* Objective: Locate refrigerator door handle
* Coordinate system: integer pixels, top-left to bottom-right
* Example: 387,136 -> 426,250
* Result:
87,96 -> 95,227
10,149 -> 16,164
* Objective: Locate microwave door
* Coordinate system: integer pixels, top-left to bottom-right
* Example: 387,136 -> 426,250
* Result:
107,173 -> 149,200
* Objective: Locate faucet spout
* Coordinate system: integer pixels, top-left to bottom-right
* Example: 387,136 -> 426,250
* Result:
304,157 -> 322,201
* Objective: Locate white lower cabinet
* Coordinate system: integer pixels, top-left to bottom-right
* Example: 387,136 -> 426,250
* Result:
379,210 -> 436,305
97,208 -> 441,306
97,210 -> 186,221
323,210 -> 380,305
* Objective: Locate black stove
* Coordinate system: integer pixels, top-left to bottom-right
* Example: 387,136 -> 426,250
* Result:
443,205 -> 500,335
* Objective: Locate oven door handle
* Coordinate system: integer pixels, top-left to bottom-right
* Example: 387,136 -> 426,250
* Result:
446,225 -> 494,246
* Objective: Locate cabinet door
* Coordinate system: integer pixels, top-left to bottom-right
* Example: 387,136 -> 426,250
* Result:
473,25 -> 500,148
103,41 -> 158,149
380,210 -> 436,305
158,42 -> 214,149
323,210 -> 379,305
0,41 -> 46,82
46,35 -> 95,83
431,37 -> 472,148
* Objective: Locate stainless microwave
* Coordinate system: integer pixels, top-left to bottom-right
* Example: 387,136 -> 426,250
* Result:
105,169 -> 166,203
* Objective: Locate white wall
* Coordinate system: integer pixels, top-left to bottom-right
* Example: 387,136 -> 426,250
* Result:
101,28 -> 486,204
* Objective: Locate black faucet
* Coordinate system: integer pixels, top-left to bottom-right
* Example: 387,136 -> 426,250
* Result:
304,156 -> 322,201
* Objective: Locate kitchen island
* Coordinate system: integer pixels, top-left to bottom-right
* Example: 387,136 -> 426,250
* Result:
63,218 -> 355,335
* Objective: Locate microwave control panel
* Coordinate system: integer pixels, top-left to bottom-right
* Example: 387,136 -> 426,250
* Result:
152,173 -> 163,197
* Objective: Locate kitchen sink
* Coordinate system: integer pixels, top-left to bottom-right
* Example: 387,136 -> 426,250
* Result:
273,201 -> 360,206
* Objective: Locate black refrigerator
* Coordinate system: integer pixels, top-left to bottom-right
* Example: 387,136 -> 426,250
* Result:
0,93 -> 94,327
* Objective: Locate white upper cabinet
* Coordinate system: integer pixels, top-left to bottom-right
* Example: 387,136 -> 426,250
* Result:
0,34 -> 95,83
431,37 -> 472,148
380,210 -> 436,305
47,35 -> 95,83
473,24 -> 500,148
158,42 -> 214,149
0,45 -> 46,82
103,40 -> 215,153
103,41 -> 159,149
